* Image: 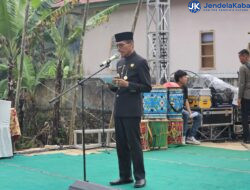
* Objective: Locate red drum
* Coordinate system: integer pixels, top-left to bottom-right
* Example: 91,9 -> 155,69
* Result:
168,119 -> 183,145
140,120 -> 150,151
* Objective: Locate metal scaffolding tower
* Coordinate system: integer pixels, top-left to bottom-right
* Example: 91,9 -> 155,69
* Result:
147,0 -> 170,84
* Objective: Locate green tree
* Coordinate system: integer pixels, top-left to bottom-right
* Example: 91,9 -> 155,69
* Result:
0,0 -> 27,106
48,16 -> 82,143
48,3 -> 119,143
68,3 -> 120,144
0,0 -> 78,107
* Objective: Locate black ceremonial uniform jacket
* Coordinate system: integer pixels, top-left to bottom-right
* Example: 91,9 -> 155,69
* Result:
113,52 -> 152,117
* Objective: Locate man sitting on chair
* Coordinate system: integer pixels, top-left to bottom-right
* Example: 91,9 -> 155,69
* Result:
174,70 -> 202,145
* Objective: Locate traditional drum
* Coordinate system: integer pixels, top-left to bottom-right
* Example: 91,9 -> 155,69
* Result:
148,119 -> 168,150
140,120 -> 150,151
167,88 -> 183,119
168,119 -> 183,145
143,88 -> 168,119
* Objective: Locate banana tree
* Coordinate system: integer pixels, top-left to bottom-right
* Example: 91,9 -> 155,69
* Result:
0,0 -> 119,144
0,0 -> 79,107
47,14 -> 83,143
15,0 -> 31,109
16,0 -> 81,109
0,79 -> 8,99
0,0 -> 42,106
0,54 -> 56,100
0,64 -> 8,99
0,61 -> 11,99
44,3 -> 120,144
68,3 -> 120,144
21,56 -> 57,96
0,55 -> 57,135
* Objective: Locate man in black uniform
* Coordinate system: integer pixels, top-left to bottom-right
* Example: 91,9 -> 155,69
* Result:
109,32 -> 151,188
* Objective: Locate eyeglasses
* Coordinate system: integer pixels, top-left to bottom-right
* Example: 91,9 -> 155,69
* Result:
116,42 -> 129,49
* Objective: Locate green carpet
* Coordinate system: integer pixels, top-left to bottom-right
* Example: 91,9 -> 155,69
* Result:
1,145 -> 250,190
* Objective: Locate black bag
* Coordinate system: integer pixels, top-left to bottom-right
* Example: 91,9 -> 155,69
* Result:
210,87 -> 233,107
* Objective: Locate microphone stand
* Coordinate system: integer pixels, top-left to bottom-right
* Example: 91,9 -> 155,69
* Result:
49,61 -> 117,190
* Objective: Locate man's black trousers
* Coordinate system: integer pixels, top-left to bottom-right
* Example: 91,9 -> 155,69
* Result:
114,117 -> 145,180
241,98 -> 250,142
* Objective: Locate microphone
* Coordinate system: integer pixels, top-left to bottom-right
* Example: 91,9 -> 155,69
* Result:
100,54 -> 120,67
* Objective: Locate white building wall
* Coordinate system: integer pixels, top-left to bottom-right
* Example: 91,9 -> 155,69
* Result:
82,0 -> 250,78
83,4 -> 147,76
170,0 -> 250,78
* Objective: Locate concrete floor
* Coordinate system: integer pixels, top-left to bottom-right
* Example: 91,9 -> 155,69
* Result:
16,142 -> 250,156
200,142 -> 249,151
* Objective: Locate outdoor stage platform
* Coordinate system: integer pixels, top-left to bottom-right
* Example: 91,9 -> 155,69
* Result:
1,145 -> 250,190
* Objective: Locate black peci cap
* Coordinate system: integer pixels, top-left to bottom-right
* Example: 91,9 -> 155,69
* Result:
115,32 -> 134,42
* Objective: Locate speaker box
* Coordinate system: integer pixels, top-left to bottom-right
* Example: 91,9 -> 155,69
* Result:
69,181 -> 119,190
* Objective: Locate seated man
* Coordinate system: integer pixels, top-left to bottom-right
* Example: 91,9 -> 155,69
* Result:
174,70 -> 202,145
